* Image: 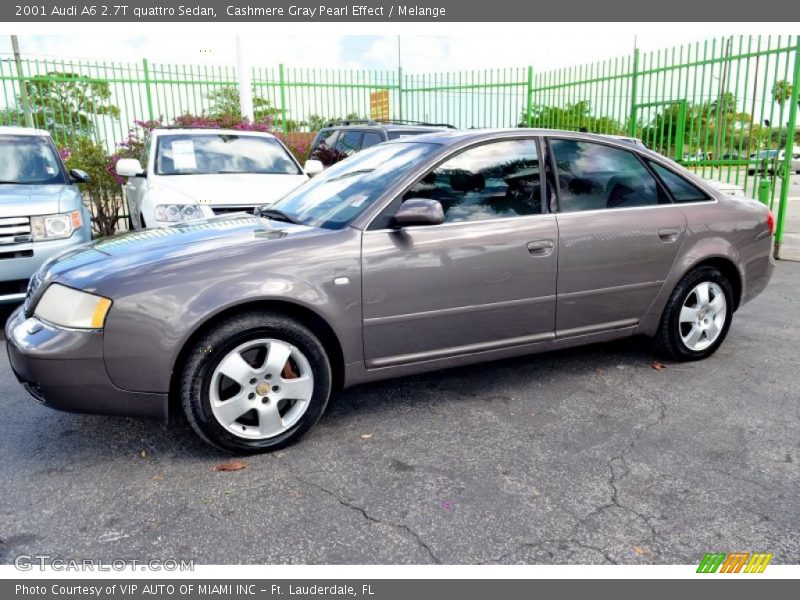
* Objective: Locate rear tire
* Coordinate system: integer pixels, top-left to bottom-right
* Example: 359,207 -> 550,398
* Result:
654,266 -> 734,361
180,312 -> 332,453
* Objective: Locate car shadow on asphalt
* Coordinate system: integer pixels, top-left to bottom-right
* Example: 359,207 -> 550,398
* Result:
2,324 -> 659,463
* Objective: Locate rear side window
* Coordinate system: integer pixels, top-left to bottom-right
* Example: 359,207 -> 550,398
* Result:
362,131 -> 383,149
550,139 -> 668,212
649,162 -> 710,203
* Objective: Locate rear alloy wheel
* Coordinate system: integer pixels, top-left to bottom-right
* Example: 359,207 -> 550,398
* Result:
654,266 -> 734,361
181,313 -> 332,453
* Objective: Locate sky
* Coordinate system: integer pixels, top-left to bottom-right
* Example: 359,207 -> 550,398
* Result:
0,25 -> 796,73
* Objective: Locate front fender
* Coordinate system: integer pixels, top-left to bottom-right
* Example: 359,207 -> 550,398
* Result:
101,229 -> 362,393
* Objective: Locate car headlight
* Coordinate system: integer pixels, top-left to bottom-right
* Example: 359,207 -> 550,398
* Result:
154,204 -> 203,222
30,211 -> 83,241
33,283 -> 112,330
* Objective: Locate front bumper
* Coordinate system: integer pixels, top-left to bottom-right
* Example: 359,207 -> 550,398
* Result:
4,306 -> 168,421
0,231 -> 91,305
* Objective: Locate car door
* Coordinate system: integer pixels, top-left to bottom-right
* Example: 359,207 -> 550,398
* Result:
548,137 -> 687,337
124,136 -> 151,228
361,138 -> 558,368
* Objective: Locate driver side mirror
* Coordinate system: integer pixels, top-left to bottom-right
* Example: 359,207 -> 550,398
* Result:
303,159 -> 324,177
69,169 -> 90,184
116,158 -> 145,178
393,198 -> 445,227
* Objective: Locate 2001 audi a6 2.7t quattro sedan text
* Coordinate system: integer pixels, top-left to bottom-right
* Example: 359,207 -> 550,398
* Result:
6,130 -> 775,453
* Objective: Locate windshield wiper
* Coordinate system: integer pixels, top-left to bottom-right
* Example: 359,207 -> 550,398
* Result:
0,180 -> 25,184
257,207 -> 301,225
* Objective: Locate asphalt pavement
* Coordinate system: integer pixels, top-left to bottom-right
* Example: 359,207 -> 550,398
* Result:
0,263 -> 798,565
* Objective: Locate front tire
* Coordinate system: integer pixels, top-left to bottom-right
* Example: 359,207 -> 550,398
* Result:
654,266 -> 734,361
180,312 -> 332,453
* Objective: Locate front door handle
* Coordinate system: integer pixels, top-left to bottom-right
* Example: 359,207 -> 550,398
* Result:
527,239 -> 555,257
658,228 -> 680,243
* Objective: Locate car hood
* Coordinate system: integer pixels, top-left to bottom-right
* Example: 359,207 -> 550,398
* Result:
150,173 -> 309,206
36,214 -> 325,292
0,184 -> 67,217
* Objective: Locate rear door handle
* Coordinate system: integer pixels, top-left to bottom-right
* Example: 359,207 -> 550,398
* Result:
527,239 -> 555,257
658,228 -> 680,243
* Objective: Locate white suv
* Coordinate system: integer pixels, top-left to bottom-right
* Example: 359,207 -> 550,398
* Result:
116,128 -> 309,229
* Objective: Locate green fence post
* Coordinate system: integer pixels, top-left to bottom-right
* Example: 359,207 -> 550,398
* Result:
774,36 -> 800,255
142,59 -> 154,122
628,48 -> 640,137
526,65 -> 534,127
758,179 -> 772,205
278,63 -> 288,134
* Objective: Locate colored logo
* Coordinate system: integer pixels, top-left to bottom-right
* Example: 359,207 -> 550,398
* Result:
697,552 -> 773,573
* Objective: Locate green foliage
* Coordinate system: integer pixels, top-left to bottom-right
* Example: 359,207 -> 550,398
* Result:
206,86 -> 307,131
772,80 -> 794,107
520,101 -> 624,135
62,137 -> 123,237
20,72 -> 120,141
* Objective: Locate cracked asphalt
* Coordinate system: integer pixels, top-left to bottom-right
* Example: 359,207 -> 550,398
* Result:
0,262 -> 798,565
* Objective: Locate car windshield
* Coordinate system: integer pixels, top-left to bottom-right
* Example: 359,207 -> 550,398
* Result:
155,133 -> 302,176
0,135 -> 67,185
271,142 -> 441,230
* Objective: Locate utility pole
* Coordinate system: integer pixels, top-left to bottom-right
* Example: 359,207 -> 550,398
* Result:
397,35 -> 403,120
11,35 -> 34,128
235,36 -> 254,123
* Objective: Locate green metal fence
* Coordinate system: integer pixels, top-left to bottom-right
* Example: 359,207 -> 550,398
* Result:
1,34 -> 798,244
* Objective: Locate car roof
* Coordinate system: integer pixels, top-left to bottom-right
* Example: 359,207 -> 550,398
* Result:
383,128 -> 655,146
320,120 -> 453,133
0,126 -> 52,137
151,127 -> 277,138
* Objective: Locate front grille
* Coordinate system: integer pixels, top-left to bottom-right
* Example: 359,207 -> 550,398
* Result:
0,216 -> 32,245
212,206 -> 256,216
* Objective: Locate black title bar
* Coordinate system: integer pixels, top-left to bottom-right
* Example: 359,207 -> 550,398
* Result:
4,0 -> 800,22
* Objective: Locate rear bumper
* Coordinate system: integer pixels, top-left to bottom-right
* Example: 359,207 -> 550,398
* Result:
4,306 -> 168,421
0,231 -> 91,305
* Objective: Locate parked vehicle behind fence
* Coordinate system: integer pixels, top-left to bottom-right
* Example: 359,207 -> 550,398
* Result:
7,129 -> 775,453
0,126 -> 92,304
747,149 -> 800,176
303,119 -> 455,174
116,128 -> 309,229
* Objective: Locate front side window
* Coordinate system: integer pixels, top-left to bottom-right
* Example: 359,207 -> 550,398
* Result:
309,129 -> 343,166
335,131 -> 363,158
0,135 -> 67,185
399,139 -> 542,224
550,139 -> 667,212
155,134 -> 301,176
649,162 -> 709,203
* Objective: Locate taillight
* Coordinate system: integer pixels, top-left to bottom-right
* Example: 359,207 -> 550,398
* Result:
766,210 -> 775,236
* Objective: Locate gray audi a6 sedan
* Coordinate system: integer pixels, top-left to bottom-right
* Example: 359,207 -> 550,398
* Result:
6,129 -> 775,453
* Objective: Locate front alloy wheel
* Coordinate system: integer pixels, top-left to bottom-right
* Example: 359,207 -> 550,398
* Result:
181,312 -> 332,453
209,339 -> 314,440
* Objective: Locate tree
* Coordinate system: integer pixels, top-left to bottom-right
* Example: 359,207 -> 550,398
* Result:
21,71 -> 119,141
62,137 -> 123,237
772,80 -> 795,108
205,87 -> 306,131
